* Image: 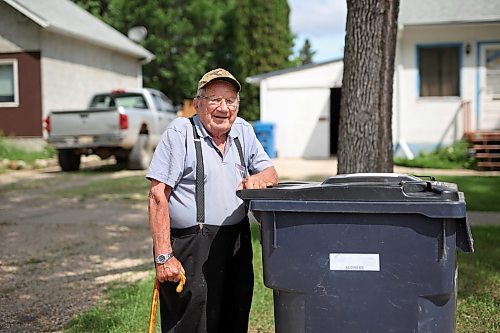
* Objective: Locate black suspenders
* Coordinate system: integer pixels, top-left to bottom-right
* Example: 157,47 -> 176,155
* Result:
189,117 -> 246,228
189,117 -> 206,227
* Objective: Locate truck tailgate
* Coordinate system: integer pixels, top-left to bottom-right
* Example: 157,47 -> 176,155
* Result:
50,108 -> 122,136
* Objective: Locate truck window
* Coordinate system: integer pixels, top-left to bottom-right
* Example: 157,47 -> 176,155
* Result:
152,93 -> 175,112
115,94 -> 147,109
89,93 -> 148,109
90,95 -> 115,108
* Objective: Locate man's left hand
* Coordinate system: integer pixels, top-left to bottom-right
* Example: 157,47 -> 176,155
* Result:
237,166 -> 278,190
237,175 -> 274,190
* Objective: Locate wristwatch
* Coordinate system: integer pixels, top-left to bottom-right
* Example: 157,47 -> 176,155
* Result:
155,253 -> 174,264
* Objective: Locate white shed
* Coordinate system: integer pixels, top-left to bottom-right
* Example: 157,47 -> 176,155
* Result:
247,60 -> 344,158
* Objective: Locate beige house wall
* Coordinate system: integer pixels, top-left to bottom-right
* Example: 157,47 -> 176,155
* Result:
397,23 -> 500,149
41,31 -> 142,118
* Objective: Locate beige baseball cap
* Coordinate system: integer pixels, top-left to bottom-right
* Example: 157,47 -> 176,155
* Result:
197,68 -> 241,92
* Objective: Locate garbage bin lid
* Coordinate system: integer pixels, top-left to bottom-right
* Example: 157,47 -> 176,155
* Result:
239,173 -> 473,252
238,173 -> 462,202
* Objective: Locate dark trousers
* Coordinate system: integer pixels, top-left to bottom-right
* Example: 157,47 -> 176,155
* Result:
159,219 -> 254,333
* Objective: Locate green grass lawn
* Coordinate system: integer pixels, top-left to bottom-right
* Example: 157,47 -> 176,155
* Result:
456,225 -> 500,333
434,176 -> 500,212
0,135 -> 55,167
54,175 -> 149,202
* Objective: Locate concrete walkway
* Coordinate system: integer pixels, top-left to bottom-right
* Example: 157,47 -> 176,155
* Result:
467,211 -> 500,226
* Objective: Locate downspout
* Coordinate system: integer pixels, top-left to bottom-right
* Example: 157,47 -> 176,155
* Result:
395,24 -> 414,160
260,79 -> 267,121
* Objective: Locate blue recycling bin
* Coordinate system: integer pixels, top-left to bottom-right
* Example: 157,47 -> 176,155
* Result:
253,121 -> 275,158
239,174 -> 474,333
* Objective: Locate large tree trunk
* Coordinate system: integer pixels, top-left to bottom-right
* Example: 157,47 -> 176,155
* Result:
337,0 -> 399,174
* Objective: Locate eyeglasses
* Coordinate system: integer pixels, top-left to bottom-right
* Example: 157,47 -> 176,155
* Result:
197,95 -> 238,108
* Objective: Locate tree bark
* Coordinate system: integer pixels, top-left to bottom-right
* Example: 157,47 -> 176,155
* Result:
337,0 -> 399,174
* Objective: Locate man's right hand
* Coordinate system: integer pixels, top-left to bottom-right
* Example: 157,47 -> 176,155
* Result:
156,256 -> 185,283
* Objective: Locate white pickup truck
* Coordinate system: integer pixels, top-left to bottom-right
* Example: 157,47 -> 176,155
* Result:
46,88 -> 177,171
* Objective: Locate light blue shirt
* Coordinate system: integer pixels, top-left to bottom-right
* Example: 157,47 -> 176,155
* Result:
146,115 -> 273,228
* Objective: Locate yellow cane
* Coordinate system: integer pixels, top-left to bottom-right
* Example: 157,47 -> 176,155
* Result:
148,273 -> 186,333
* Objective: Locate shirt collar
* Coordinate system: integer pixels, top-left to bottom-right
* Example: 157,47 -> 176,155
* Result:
192,115 -> 209,138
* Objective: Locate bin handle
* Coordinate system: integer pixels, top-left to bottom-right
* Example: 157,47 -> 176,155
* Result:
401,180 -> 444,195
412,175 -> 436,181
426,181 -> 444,194
276,181 -> 314,186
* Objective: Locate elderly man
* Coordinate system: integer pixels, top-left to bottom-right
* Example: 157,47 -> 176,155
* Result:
147,68 -> 278,333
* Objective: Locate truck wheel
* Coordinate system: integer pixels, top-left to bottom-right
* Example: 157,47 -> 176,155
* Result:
58,149 -> 81,171
128,134 -> 152,170
115,155 -> 128,165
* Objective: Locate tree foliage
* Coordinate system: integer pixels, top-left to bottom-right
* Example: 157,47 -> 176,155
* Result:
337,0 -> 399,173
231,0 -> 294,120
71,0 -> 294,121
298,38 -> 315,65
71,0 -> 109,18
106,0 -> 229,104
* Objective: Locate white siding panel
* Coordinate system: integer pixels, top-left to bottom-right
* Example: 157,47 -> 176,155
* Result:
257,61 -> 343,158
41,31 -> 140,118
404,100 -> 465,144
262,88 -> 330,158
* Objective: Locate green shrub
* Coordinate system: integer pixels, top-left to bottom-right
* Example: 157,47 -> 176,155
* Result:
394,140 -> 475,169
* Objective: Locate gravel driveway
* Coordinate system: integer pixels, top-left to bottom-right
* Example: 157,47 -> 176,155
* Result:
0,166 -> 152,332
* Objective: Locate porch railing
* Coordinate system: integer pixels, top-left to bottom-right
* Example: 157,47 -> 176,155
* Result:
436,100 -> 471,148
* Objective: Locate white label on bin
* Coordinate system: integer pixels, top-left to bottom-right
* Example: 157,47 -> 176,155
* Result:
329,253 -> 380,271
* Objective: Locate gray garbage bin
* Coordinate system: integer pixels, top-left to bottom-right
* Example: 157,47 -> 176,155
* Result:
239,173 -> 474,333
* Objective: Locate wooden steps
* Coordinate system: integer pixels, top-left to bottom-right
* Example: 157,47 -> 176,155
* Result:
466,131 -> 500,170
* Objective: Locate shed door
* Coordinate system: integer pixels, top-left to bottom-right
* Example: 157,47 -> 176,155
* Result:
480,44 -> 500,130
330,88 -> 341,155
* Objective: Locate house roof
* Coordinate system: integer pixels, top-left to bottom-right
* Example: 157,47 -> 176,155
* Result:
246,58 -> 343,85
400,0 -> 500,26
4,0 -> 153,61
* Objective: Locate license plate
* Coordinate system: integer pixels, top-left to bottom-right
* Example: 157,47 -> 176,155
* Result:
78,136 -> 94,144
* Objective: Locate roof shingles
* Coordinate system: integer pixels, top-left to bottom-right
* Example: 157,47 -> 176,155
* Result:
400,0 -> 500,26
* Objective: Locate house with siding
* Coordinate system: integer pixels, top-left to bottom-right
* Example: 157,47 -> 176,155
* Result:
0,0 -> 153,142
248,0 -> 500,167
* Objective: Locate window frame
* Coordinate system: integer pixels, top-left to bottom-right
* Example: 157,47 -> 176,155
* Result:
416,43 -> 463,99
0,59 -> 19,107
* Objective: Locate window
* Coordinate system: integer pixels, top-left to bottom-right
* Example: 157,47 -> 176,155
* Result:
418,46 -> 460,97
486,49 -> 500,97
0,59 -> 19,106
